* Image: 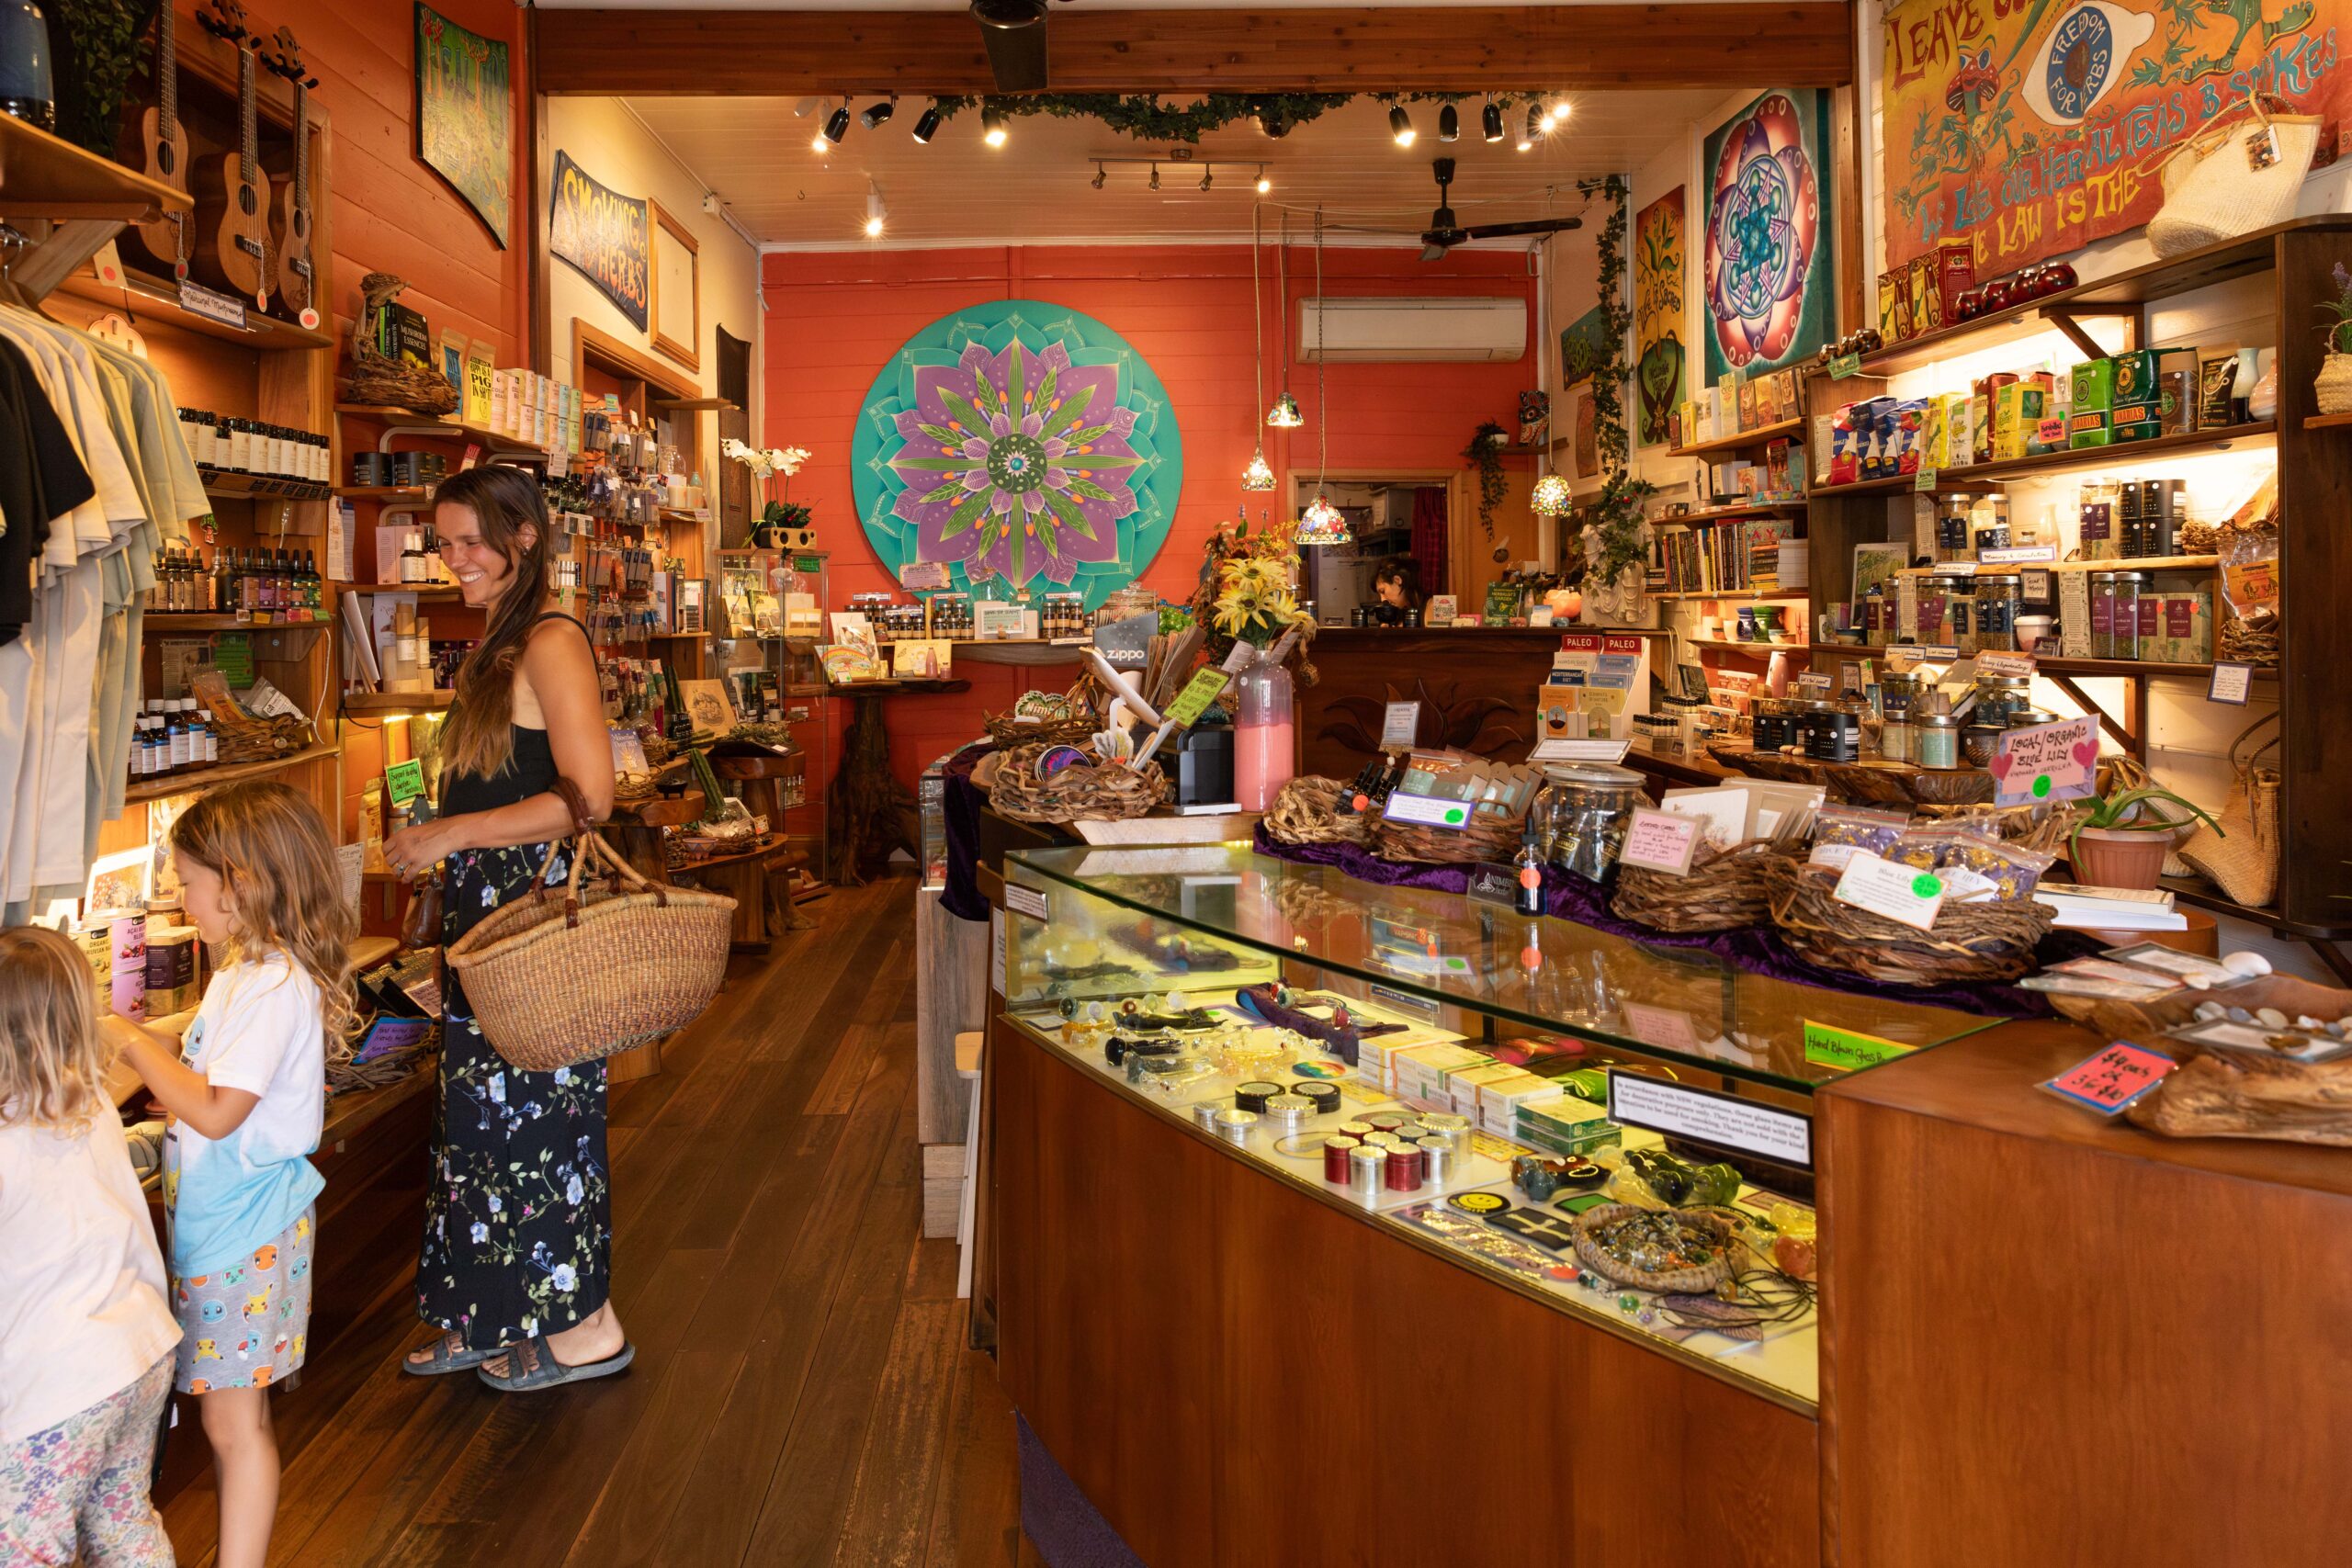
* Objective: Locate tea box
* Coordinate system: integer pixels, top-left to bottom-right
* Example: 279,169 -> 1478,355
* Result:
2109,349 -> 2163,443
1993,382 -> 2045,461
2069,357 -> 2114,449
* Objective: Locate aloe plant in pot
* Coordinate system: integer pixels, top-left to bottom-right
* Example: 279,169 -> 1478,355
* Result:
2068,784 -> 2222,891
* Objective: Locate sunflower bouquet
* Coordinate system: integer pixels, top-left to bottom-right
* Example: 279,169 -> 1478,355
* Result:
1189,515 -> 1317,681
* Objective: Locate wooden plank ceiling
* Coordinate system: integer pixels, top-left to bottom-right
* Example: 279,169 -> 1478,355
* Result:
536,5 -> 1854,96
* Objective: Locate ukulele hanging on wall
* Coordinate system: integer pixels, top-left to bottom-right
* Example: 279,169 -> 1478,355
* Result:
266,27 -> 319,329
192,0 -> 272,309
130,0 -> 191,276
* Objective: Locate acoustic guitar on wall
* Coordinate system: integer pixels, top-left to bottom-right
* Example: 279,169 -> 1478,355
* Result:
266,27 -> 319,327
192,0 -> 272,308
130,0 -> 191,276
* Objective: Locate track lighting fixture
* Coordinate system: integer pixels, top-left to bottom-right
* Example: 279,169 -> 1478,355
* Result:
982,105 -> 1008,147
860,98 -> 895,130
1200,169 -> 1214,192
1091,164 -> 1107,189
1482,96 -> 1504,142
1256,168 -> 1272,195
824,104 -> 852,144
810,100 -> 831,152
1518,107 -> 1539,152
794,97 -> 820,118
1388,104 -> 1416,147
1438,104 -> 1459,142
1148,164 -> 1160,191
910,99 -> 944,142
864,180 -> 886,239
1552,96 -> 1575,121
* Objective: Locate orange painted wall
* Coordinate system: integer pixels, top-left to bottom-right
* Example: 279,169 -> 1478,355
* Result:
760,243 -> 1536,790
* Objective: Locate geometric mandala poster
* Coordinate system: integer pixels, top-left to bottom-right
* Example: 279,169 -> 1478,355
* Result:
850,300 -> 1183,608
1702,89 -> 1835,382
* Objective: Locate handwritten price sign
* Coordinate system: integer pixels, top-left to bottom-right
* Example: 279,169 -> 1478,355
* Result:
2041,1042 -> 2175,1116
1991,714 -> 2097,807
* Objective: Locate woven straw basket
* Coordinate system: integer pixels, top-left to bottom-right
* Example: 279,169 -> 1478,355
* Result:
444,779 -> 736,1072
2146,96 -> 2318,256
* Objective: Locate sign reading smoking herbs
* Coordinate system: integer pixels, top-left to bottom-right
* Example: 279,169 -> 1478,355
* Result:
548,151 -> 650,333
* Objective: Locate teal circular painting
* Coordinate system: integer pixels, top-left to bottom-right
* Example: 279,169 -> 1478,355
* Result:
850,300 -> 1182,609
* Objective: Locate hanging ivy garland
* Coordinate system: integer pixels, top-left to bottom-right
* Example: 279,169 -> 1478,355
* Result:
1577,175 -> 1657,592
1462,421 -> 1509,539
930,90 -> 1550,143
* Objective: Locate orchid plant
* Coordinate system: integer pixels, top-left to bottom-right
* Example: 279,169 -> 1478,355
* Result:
722,437 -> 816,542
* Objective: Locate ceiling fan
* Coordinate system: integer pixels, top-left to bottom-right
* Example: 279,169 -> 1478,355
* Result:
1419,157 -> 1583,261
971,0 -> 1065,94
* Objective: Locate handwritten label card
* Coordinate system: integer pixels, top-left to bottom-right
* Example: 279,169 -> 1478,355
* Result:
1794,671 -> 1834,695
2208,661 -> 2255,706
1974,649 -> 2039,679
900,560 -> 952,591
2041,1042 -> 2176,1115
1528,739 -> 1630,764
1832,852 -> 1946,931
1622,1001 -> 1702,1055
1992,714 -> 2098,806
1164,667 -> 1231,728
1802,1020 -> 1917,1072
1621,808 -> 1702,876
1381,701 -> 1424,749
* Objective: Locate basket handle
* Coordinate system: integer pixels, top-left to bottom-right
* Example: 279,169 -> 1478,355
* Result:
2228,709 -> 2281,770
526,776 -> 673,928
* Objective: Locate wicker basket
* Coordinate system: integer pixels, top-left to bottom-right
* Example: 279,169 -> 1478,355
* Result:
1263,776 -> 1368,846
1766,861 -> 2053,987
1570,1204 -> 1740,1292
1370,807 -> 1522,867
444,780 -> 737,1072
1613,842 -> 1797,933
989,742 -> 1166,824
984,709 -> 1102,749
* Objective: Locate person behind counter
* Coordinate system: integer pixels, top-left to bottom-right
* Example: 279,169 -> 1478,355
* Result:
1370,558 -> 1425,626
382,464 -> 631,1394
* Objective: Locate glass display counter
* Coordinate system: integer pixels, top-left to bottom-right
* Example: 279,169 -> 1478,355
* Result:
1001,841 -> 1997,1409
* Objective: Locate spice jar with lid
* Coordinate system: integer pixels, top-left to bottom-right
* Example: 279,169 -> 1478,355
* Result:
1975,572 -> 2022,652
1535,763 -> 1646,883
2109,571 -> 2144,660
1917,713 -> 1963,769
2089,571 -> 2119,660
1973,672 -> 2033,727
1947,572 -> 1980,655
1807,707 -> 1862,762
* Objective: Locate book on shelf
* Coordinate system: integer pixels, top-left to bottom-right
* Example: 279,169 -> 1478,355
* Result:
1648,516 -> 1805,595
2032,881 -> 2187,931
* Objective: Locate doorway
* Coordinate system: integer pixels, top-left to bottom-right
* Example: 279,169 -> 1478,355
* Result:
1291,474 -> 1449,624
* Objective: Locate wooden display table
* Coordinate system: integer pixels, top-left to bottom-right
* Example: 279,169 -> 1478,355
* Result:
828,678 -> 970,884
673,837 -> 808,954
712,750 -> 815,939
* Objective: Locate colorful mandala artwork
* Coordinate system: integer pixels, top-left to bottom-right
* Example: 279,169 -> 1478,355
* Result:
851,301 -> 1182,607
1702,90 -> 1835,382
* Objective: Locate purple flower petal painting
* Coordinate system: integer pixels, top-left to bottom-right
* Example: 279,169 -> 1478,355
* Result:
852,303 -> 1182,607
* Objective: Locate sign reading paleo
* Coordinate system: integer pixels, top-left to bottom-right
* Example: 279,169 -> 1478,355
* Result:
548,150 -> 650,332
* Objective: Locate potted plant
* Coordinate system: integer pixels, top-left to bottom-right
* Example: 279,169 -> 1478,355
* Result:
1463,420 -> 1509,539
722,438 -> 815,548
2317,263 -> 2352,413
2068,783 -> 2222,891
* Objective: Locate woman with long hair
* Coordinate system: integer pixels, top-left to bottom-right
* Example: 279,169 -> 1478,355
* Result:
382,465 -> 629,1391
1370,558 -> 1425,626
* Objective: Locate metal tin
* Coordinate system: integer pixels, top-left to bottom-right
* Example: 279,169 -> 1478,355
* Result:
1193,1100 -> 1225,1130
1211,1108 -> 1259,1146
1291,1082 -> 1341,1116
1418,1134 -> 1455,1187
1261,1093 -> 1312,1134
1322,1134 -> 1362,1182
1363,1112 -> 1410,1135
1336,1120 -> 1376,1142
1384,1142 -> 1425,1191
1419,1112 -> 1471,1145
1363,1131 -> 1407,1150
1349,1144 -> 1386,1199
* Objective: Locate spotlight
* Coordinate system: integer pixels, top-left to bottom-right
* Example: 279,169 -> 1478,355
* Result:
1148,164 -> 1160,191
911,99 -> 944,142
1388,104 -> 1416,147
824,105 -> 852,144
1518,107 -> 1539,152
1482,96 -> 1504,142
1200,168 -> 1214,192
794,97 -> 821,118
982,105 -> 1008,147
864,180 -> 886,239
1255,167 -> 1272,195
1261,108 -> 1288,138
1438,104 -> 1459,142
1552,96 -> 1575,121
1091,164 -> 1107,190
811,99 -> 831,152
1538,109 -> 1556,133
860,98 -> 895,130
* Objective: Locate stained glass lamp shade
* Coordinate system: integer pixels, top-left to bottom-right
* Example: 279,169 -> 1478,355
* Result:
1266,392 -> 1304,428
1295,492 -> 1351,547
1531,472 -> 1573,517
1242,446 -> 1277,491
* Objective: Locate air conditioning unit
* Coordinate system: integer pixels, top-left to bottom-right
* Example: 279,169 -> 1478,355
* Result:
1296,296 -> 1527,363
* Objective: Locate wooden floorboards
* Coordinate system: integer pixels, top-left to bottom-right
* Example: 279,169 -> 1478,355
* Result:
156,872 -> 1025,1568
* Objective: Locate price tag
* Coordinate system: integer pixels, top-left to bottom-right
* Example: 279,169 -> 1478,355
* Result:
384,759 -> 427,808
1220,639 -> 1261,674
1794,671 -> 1834,695
901,560 -> 951,591
2040,1042 -> 2176,1115
91,239 -> 126,289
1978,544 -> 2059,565
1380,700 -> 1423,750
1528,738 -> 1630,764
1382,793 -> 1476,830
177,279 -> 247,331
1974,649 -> 2039,678
2020,568 -> 2052,602
1620,807 -> 1702,876
1163,667 -> 1230,728
1832,851 -> 1947,931
1004,883 -> 1050,921
1992,714 -> 2098,806
2208,661 -> 2255,705
1828,352 -> 1861,379
1621,1001 -> 1702,1055
1913,466 -> 1939,492
1802,1020 -> 1917,1072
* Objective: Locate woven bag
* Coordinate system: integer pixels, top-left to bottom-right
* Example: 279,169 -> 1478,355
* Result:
2178,714 -> 2280,910
2146,96 -> 2318,256
444,778 -> 737,1072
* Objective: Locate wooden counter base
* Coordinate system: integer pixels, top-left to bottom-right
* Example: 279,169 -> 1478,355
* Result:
991,1016 -> 1819,1566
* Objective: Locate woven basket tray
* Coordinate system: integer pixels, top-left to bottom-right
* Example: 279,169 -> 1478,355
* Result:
1570,1203 -> 1740,1293
989,742 -> 1166,824
1263,776 -> 1368,846
1613,842 -> 1798,933
1371,807 -> 1521,866
1766,861 -> 2052,987
984,709 -> 1102,749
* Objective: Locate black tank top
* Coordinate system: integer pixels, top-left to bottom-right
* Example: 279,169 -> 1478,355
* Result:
439,612 -> 590,817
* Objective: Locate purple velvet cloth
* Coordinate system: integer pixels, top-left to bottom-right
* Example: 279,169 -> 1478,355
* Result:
1253,826 -> 2092,1019
940,746 -> 995,923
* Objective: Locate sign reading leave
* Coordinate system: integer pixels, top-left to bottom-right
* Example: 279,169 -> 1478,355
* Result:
1992,714 -> 2098,807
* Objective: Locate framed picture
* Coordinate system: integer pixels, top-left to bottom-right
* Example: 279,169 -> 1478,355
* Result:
677,678 -> 737,735
650,201 -> 700,371
414,5 -> 513,247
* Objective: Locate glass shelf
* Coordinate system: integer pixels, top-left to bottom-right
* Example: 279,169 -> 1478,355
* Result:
1005,841 -> 1996,1098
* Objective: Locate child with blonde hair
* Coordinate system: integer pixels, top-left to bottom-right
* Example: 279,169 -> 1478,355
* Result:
106,781 -> 355,1568
0,923 -> 181,1566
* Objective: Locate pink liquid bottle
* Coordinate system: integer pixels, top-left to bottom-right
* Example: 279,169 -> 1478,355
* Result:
1233,646 -> 1295,811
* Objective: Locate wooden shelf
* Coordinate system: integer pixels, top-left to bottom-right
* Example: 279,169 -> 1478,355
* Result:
334,486 -> 434,502
1652,588 -> 1811,602
654,397 -> 738,412
332,581 -> 467,601
1684,637 -> 1807,654
341,691 -> 454,713
2302,411 -> 2352,431
334,403 -> 546,455
1813,424 -> 2275,498
141,613 -> 328,633
0,115 -> 191,217
53,265 -> 333,349
1895,554 -> 2218,577
1665,417 -> 1804,458
199,470 -> 331,503
124,741 -> 339,806
1651,499 -> 1808,525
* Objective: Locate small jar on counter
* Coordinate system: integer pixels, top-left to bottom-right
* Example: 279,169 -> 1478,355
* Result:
1975,573 -> 2022,652
1917,713 -> 1963,770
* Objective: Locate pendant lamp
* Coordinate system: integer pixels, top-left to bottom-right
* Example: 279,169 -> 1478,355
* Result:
1243,446 -> 1277,491
1267,212 -> 1306,427
1295,208 -> 1352,547
1243,204 -> 1282,491
1530,214 -> 1573,520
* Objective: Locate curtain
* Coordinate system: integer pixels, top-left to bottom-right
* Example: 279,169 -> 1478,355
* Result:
1411,486 -> 1447,599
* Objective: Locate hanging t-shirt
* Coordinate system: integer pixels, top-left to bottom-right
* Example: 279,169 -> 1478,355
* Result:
164,953 -> 328,1276
0,336 -> 96,641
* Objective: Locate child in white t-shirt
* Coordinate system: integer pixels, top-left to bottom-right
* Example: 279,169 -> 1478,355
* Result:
107,781 -> 355,1568
0,924 -> 180,1567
